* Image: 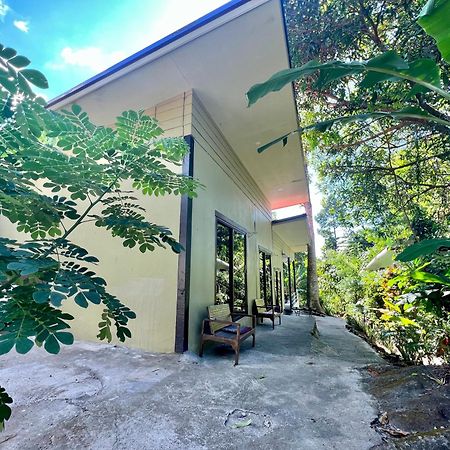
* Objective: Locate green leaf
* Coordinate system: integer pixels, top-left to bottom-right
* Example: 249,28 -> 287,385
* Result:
360,72 -> 400,89
54,332 -> 74,345
8,55 -> 31,68
315,66 -> 357,90
44,334 -> 60,354
84,290 -> 101,304
74,292 -> 89,308
71,104 -> 82,115
50,291 -> 66,306
395,239 -> 450,261
20,69 -> 49,89
384,300 -> 401,313
33,290 -> 50,304
405,59 -> 441,88
366,51 -> 409,70
231,418 -> 252,428
0,339 -> 15,355
410,270 -> 450,287
247,51 -> 450,107
257,108 -> 450,152
399,317 -> 419,327
247,60 -> 339,106
0,47 -> 17,59
15,338 -> 34,354
418,0 -> 450,64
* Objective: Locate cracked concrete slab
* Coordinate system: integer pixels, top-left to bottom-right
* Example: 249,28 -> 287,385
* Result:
0,315 -> 385,449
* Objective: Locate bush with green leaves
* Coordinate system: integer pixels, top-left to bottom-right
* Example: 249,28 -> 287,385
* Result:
246,0 -> 450,364
380,239 -> 450,363
0,44 -> 199,430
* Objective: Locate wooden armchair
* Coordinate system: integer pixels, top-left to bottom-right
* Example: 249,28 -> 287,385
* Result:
199,304 -> 256,365
253,299 -> 282,329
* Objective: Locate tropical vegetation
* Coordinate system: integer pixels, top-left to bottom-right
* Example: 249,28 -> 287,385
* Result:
249,0 -> 449,364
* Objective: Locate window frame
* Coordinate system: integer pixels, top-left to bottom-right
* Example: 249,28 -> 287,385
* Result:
258,247 -> 273,307
214,212 -> 248,314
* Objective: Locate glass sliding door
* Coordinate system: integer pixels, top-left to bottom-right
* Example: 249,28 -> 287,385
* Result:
233,231 -> 246,312
275,270 -> 282,308
215,219 -> 247,313
216,223 -> 231,306
259,250 -> 273,306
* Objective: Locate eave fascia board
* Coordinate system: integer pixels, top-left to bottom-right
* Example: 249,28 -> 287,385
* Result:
272,213 -> 307,225
47,0 -> 270,109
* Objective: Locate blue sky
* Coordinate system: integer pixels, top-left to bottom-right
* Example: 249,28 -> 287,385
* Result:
0,0 -> 229,99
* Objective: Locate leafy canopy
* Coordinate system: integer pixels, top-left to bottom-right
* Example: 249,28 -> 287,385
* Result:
247,0 -> 450,152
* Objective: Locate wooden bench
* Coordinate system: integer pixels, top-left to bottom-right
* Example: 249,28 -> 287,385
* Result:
199,304 -> 256,365
253,299 -> 282,329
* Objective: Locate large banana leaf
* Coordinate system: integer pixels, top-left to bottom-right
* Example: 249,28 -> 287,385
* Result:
246,51 -> 449,107
256,107 -> 450,153
395,238 -> 450,262
418,0 -> 450,64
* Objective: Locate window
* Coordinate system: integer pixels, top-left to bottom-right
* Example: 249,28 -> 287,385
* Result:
215,219 -> 247,313
259,250 -> 273,306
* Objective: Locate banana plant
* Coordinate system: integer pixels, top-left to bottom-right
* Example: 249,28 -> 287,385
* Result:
246,0 -> 450,152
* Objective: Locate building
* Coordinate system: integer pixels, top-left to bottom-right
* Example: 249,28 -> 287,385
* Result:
46,0 -> 312,353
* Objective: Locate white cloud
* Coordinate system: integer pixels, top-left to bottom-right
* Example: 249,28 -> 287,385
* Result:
13,20 -> 29,32
0,0 -> 10,18
48,46 -> 125,73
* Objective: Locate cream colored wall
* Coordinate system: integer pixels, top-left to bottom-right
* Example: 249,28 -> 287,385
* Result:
189,93 -> 276,351
66,92 -> 193,352
1,92 -> 192,353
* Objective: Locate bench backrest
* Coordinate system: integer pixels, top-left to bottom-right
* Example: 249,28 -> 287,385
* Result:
207,303 -> 232,333
254,298 -> 267,311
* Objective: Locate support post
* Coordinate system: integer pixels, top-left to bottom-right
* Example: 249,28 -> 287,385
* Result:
304,201 -> 324,314
286,257 -> 292,314
292,258 -> 296,309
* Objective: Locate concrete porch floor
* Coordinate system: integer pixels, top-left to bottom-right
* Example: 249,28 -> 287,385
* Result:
0,315 -> 385,449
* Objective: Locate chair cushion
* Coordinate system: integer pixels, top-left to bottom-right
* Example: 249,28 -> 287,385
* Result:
222,325 -> 253,335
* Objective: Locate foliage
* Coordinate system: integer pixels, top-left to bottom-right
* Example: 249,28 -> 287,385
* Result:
266,0 -> 450,258
248,0 -> 450,239
396,238 -> 450,262
263,0 -> 450,365
248,0 -> 450,150
0,44 -> 199,429
294,252 -> 307,306
319,238 -> 450,364
247,1 -> 450,359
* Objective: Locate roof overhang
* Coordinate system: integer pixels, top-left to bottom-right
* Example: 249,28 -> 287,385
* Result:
48,0 -> 309,210
272,214 -> 309,253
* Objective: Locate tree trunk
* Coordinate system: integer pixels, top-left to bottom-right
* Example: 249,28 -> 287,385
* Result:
304,201 -> 324,314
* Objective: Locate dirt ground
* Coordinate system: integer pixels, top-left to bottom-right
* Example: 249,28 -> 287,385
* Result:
364,362 -> 450,449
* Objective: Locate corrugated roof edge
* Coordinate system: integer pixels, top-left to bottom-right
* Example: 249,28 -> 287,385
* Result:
47,0 -> 253,107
